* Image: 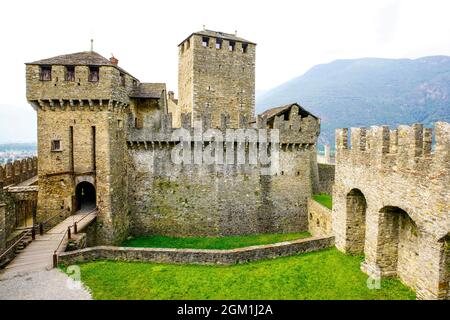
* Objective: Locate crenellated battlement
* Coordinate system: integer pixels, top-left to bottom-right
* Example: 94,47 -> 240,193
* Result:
0,157 -> 38,186
128,107 -> 320,146
335,122 -> 450,174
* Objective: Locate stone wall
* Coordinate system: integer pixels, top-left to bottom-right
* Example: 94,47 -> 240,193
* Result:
127,108 -> 320,237
308,198 -> 332,237
332,122 -> 450,300
0,200 -> 5,253
0,182 -> 30,261
0,158 -> 37,186
167,94 -> 181,128
318,163 -> 335,195
178,34 -> 255,127
31,105 -> 130,245
58,235 -> 334,266
26,64 -> 136,105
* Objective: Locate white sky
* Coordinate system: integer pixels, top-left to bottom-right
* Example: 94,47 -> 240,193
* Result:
1,0 -> 450,142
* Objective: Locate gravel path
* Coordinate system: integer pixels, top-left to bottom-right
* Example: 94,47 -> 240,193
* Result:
0,269 -> 92,300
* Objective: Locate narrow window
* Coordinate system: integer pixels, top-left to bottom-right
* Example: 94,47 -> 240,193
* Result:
215,38 -> 222,49
133,79 -> 137,87
120,73 -> 126,86
242,43 -> 248,53
202,37 -> 209,47
39,66 -> 52,81
186,39 -> 190,49
51,140 -> 62,152
229,41 -> 235,51
88,66 -> 99,82
135,117 -> 143,129
69,126 -> 74,172
65,66 -> 75,81
92,126 -> 96,171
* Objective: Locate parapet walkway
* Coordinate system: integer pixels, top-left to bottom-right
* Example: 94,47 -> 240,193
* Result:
0,209 -> 96,280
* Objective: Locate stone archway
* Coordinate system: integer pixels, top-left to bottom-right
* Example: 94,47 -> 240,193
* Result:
377,206 -> 419,281
345,189 -> 367,254
75,181 -> 96,212
438,234 -> 450,300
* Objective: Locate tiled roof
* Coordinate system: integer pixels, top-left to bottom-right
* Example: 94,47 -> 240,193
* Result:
259,103 -> 318,120
26,51 -> 137,79
27,51 -> 112,66
129,83 -> 166,99
179,29 -> 256,46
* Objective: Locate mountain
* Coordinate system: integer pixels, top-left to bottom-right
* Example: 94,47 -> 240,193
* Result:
256,56 -> 450,146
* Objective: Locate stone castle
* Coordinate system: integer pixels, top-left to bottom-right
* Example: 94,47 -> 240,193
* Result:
22,29 -> 321,244
0,29 -> 448,300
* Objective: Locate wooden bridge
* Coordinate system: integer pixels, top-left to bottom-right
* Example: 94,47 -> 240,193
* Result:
0,209 -> 96,280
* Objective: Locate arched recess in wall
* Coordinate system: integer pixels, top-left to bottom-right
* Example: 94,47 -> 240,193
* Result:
438,234 -> 450,300
377,206 -> 419,278
75,181 -> 96,212
346,188 -> 367,254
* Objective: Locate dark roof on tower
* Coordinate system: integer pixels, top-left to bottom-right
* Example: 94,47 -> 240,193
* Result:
26,51 -> 137,79
129,83 -> 166,99
179,29 -> 256,46
259,103 -> 319,120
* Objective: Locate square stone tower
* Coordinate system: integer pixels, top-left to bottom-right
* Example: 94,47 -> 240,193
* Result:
178,29 -> 256,127
25,51 -> 136,244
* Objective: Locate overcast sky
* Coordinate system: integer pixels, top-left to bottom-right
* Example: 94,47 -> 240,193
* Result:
1,0 -> 450,142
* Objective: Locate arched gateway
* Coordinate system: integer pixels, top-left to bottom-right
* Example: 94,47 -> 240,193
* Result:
75,181 -> 96,211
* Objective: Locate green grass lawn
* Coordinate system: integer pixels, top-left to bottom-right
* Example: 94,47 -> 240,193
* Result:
122,232 -> 311,250
313,194 -> 333,209
72,248 -> 415,300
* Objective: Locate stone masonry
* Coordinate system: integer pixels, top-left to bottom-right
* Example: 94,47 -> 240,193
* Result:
178,30 -> 256,127
308,198 -> 332,237
25,30 -> 320,244
333,122 -> 450,300
127,107 -> 320,237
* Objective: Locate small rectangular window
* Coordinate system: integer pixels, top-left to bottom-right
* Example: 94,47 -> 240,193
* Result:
186,39 -> 190,50
39,66 -> 52,81
215,39 -> 222,49
65,66 -> 75,81
88,66 -> 99,82
120,73 -> 126,86
202,37 -> 209,47
133,79 -> 137,87
135,117 -> 143,129
51,140 -> 62,152
229,41 -> 235,52
242,43 -> 248,53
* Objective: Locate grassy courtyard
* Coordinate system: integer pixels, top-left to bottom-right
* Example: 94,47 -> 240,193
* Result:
72,248 -> 415,300
122,232 -> 311,250
313,194 -> 333,209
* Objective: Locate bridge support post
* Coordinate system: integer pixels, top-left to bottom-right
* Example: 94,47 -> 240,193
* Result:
67,226 -> 71,239
74,222 -> 78,234
53,251 -> 58,268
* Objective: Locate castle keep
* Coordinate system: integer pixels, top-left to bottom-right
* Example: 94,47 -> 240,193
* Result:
22,30 -> 320,245
178,30 -> 256,127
